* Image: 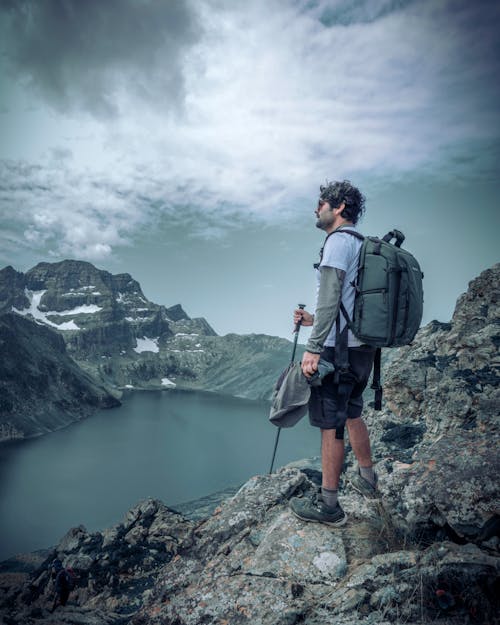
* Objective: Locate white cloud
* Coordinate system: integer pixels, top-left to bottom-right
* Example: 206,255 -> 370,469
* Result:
0,160 -> 154,260
0,0 -> 499,260
102,0 -> 500,210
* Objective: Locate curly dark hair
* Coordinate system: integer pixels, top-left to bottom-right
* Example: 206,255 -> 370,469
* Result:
319,180 -> 366,225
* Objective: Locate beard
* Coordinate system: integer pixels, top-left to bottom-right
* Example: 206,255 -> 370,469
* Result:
315,212 -> 334,230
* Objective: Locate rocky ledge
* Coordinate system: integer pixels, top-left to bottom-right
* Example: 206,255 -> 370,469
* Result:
0,464 -> 498,625
0,265 -> 498,624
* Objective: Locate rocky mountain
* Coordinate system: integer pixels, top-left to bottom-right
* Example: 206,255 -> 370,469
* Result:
0,260 -> 296,441
0,313 -> 120,442
0,260 -> 216,359
0,264 -> 498,624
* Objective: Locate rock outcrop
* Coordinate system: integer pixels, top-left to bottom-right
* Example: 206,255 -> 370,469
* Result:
1,470 -> 498,624
0,313 -> 120,441
0,264 -> 498,624
0,499 -> 196,624
369,264 -> 499,544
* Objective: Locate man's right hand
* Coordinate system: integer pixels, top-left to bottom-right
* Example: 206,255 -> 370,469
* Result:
293,308 -> 314,327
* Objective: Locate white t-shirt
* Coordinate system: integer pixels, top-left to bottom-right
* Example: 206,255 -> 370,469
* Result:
315,226 -> 362,347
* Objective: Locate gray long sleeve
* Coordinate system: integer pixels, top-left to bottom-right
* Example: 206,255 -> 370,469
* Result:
305,266 -> 344,354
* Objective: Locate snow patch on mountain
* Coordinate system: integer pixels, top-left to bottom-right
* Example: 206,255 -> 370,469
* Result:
133,337 -> 160,353
12,289 -> 81,331
161,378 -> 176,387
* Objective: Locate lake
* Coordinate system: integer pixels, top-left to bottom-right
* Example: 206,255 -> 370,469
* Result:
0,389 -> 319,561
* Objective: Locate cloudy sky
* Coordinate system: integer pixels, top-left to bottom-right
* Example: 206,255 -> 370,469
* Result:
0,0 -> 499,340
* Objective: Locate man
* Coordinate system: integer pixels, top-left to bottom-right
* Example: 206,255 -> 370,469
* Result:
289,180 -> 379,527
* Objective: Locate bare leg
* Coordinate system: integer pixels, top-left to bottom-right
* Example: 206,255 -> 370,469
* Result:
346,417 -> 372,467
321,429 -> 344,490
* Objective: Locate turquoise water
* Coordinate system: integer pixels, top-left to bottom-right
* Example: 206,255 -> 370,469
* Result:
0,390 -> 319,560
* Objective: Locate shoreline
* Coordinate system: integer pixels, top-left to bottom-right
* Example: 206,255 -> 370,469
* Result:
0,385 -> 271,446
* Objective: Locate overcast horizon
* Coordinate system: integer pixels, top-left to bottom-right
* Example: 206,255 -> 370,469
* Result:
1,0 -> 499,340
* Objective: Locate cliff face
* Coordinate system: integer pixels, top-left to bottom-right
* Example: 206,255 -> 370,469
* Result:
0,313 -> 120,441
374,263 -> 499,541
0,264 -> 498,624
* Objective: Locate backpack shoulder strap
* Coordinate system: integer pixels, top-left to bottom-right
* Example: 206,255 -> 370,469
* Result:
313,228 -> 364,269
335,228 -> 365,241
339,300 -> 354,329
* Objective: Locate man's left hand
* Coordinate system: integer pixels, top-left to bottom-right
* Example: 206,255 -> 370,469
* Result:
301,351 -> 320,378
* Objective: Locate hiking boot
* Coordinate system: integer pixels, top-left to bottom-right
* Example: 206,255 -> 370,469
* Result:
349,468 -> 381,500
289,492 -> 347,526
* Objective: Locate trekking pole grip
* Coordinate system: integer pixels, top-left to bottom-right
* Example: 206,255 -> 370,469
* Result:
290,304 -> 306,365
294,303 -> 306,333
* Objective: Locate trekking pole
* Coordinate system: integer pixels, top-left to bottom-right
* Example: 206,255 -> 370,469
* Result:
269,304 -> 305,474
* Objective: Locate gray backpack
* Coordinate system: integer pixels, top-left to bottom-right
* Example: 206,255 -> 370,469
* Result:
320,228 -> 424,409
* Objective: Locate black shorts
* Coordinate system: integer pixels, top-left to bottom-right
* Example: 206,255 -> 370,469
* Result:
308,345 -> 375,430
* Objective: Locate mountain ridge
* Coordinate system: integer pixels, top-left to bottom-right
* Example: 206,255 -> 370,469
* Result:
0,259 -> 297,441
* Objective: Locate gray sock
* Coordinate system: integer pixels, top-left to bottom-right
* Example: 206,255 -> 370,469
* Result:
321,487 -> 338,508
359,465 -> 376,487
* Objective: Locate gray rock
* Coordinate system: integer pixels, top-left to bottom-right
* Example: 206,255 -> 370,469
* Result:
368,265 -> 500,545
2,468 -> 499,625
382,430 -> 500,540
0,498 -> 195,623
243,509 -> 346,581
